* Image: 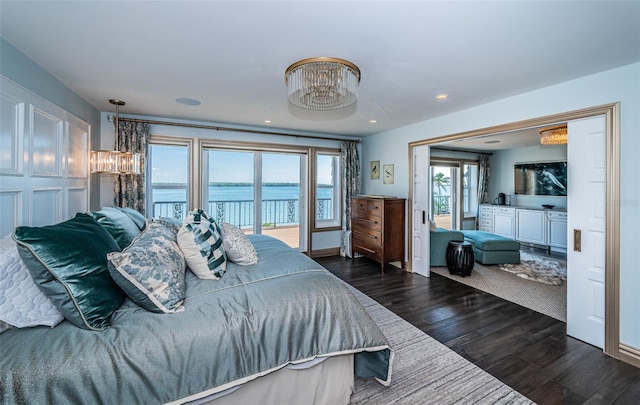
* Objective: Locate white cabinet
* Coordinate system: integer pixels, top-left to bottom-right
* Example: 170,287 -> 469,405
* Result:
516,209 -> 547,245
479,204 -> 493,232
492,206 -> 516,239
547,211 -> 568,251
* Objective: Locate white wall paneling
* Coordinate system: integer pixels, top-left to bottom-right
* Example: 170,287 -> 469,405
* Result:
0,76 -> 91,237
30,105 -> 64,177
0,93 -> 24,175
0,190 -> 23,237
31,187 -> 62,227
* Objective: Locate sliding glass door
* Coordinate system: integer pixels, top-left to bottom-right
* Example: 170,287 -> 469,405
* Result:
203,148 -> 307,250
430,164 -> 459,230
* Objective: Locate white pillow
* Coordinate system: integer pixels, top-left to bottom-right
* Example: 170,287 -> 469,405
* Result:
0,234 -> 64,328
177,210 -> 227,280
429,219 -> 438,231
220,223 -> 258,266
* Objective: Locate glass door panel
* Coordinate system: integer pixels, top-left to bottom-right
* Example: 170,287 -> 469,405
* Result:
148,144 -> 189,220
430,165 -> 459,230
261,153 -> 303,249
205,150 -> 255,231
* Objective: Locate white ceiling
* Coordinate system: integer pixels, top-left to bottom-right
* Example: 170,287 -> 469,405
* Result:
1,1 -> 638,139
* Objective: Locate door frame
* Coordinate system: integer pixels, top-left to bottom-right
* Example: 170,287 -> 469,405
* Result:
407,102 -> 633,366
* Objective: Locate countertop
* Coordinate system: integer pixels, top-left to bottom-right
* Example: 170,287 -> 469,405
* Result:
481,203 -> 567,212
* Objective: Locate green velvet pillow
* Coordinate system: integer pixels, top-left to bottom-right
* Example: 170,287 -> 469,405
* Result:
13,213 -> 125,331
117,207 -> 147,231
91,207 -> 141,249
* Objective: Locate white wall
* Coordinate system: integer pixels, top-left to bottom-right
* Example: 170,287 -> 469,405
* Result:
361,63 -> 640,350
490,144 -> 567,209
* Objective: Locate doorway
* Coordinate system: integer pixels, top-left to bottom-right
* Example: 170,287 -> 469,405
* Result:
408,103 -> 621,359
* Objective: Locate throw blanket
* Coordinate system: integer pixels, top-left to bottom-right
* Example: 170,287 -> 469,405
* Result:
1,235 -> 392,404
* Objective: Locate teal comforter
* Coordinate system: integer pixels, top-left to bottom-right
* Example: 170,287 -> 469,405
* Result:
1,235 -> 392,404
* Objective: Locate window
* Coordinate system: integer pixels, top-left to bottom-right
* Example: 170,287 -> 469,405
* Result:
314,150 -> 341,229
463,162 -> 479,217
147,138 -> 193,220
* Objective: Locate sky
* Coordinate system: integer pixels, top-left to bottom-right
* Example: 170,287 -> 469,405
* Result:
150,145 -> 334,184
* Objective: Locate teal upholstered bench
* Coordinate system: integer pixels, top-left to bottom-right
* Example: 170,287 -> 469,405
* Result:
430,228 -> 464,266
460,230 -> 520,265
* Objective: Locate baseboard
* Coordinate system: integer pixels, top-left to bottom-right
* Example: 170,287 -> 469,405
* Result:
619,343 -> 640,368
310,248 -> 340,258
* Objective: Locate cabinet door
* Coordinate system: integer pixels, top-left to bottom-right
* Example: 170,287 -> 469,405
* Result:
516,209 -> 547,245
493,213 -> 515,238
548,218 -> 568,248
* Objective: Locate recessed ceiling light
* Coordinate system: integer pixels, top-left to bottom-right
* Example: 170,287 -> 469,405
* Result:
370,120 -> 377,124
176,98 -> 201,106
436,93 -> 448,100
264,120 -> 272,124
484,140 -> 500,144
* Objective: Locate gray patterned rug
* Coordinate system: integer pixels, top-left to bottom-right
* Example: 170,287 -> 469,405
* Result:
499,252 -> 567,286
349,286 -> 535,405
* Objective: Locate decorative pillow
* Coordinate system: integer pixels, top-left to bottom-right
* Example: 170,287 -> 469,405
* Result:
177,209 -> 227,280
117,207 -> 147,231
429,219 -> 437,231
220,223 -> 258,265
90,207 -> 141,249
13,213 -> 126,331
0,234 -> 64,328
108,222 -> 186,313
151,216 -> 183,235
0,320 -> 11,334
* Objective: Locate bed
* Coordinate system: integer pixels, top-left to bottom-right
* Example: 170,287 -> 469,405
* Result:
0,211 -> 393,404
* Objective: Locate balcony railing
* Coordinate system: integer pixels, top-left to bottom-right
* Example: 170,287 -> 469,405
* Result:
153,198 -> 333,227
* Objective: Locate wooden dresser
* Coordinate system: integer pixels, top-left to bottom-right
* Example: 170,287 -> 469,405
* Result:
351,196 -> 406,272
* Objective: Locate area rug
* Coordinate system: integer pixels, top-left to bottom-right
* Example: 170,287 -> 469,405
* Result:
429,261 -> 566,322
499,252 -> 566,286
349,286 -> 535,404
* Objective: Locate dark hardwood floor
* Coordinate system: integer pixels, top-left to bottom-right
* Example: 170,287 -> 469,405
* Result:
315,255 -> 640,405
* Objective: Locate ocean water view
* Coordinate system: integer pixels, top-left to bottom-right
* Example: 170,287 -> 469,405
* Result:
152,184 -> 335,226
152,184 -> 333,202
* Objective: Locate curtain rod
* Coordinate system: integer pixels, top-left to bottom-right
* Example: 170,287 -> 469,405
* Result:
113,115 -> 360,143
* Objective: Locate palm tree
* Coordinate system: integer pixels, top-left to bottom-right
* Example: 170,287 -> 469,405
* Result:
432,172 -> 451,214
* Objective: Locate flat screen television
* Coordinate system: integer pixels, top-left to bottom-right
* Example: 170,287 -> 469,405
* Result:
514,161 -> 567,196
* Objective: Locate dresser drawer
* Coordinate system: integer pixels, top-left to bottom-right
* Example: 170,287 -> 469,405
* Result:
352,240 -> 382,262
480,218 -> 492,227
352,198 -> 383,217
353,216 -> 382,231
352,228 -> 382,248
480,211 -> 492,219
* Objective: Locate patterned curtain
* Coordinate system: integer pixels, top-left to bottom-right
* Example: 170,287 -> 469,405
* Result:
340,141 -> 361,257
114,120 -> 150,214
476,154 -> 490,228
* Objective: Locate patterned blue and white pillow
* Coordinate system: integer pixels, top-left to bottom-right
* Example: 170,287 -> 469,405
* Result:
177,209 -> 227,280
107,222 -> 186,313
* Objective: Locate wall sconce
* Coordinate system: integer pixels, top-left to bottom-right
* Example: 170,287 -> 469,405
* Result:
90,99 -> 141,174
91,150 -> 140,174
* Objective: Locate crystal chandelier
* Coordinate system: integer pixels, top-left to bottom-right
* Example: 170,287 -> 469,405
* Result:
540,126 -> 568,145
285,57 -> 361,111
91,100 -> 141,175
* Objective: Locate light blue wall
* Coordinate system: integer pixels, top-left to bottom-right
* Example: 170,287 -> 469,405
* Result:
1,37 -> 102,208
362,62 -> 640,349
490,145 -> 567,209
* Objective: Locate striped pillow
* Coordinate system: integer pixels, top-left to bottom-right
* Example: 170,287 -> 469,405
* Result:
177,209 -> 227,280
